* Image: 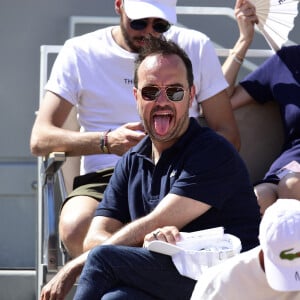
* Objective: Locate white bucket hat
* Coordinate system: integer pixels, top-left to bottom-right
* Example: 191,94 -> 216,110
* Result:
259,198 -> 300,291
147,227 -> 242,280
123,0 -> 177,24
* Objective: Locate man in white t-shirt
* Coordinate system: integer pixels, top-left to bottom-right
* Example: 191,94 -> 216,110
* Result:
30,0 -> 240,258
191,198 -> 300,300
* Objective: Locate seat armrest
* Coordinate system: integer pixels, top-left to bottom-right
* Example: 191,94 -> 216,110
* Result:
42,152 -> 66,177
40,152 -> 67,272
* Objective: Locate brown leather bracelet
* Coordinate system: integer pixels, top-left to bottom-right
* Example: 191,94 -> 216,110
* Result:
100,129 -> 111,154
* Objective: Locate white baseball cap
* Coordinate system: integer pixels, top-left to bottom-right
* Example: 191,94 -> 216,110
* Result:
259,199 -> 300,291
147,227 -> 242,280
123,0 -> 177,24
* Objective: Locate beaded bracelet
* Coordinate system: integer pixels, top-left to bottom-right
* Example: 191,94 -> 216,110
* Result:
100,129 -> 111,154
230,51 -> 244,65
233,55 -> 243,65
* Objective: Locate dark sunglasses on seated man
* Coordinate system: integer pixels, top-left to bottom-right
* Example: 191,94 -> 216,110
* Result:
139,86 -> 187,102
130,18 -> 171,33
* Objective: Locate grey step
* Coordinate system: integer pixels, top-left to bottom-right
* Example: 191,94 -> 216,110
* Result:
0,270 -> 35,300
0,270 -> 77,300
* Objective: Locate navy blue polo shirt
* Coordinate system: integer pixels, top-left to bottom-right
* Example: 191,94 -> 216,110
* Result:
96,118 -> 260,250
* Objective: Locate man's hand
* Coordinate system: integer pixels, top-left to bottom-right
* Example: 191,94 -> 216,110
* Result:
107,122 -> 146,156
143,226 -> 181,248
40,253 -> 87,300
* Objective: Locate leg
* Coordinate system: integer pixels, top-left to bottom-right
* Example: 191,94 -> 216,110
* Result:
102,286 -> 157,300
59,195 -> 99,258
254,182 -> 278,216
74,245 -> 196,300
59,168 -> 114,258
278,173 -> 300,199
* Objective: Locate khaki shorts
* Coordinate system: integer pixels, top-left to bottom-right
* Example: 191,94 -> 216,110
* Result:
63,167 -> 114,207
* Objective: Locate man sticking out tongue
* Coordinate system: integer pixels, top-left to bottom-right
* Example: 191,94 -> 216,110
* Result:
72,36 -> 260,300
133,37 -> 194,163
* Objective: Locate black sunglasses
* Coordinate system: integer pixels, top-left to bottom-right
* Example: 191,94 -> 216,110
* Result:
139,86 -> 187,102
130,18 -> 171,33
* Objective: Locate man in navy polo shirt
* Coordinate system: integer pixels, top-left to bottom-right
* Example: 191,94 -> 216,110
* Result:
71,36 -> 260,300
41,36 -> 260,300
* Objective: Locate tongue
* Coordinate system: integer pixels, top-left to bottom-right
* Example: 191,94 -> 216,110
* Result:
154,115 -> 170,136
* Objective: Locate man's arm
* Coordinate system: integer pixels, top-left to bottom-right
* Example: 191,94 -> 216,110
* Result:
40,216 -> 124,300
231,84 -> 255,110
30,91 -> 102,156
201,90 -> 241,150
30,91 -> 145,157
40,251 -> 88,300
84,193 -> 211,250
40,194 -> 209,300
222,0 -> 258,97
83,216 -> 124,251
221,0 -> 258,110
205,0 -> 259,150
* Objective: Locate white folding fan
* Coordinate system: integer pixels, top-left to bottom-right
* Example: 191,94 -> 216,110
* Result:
251,0 -> 300,51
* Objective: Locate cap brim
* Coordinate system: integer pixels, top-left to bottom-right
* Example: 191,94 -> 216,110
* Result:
147,240 -> 182,256
264,254 -> 300,291
124,0 -> 177,24
147,233 -> 242,257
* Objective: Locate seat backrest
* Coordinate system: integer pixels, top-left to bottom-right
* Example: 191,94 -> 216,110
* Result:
234,101 -> 283,183
217,48 -> 283,183
199,100 -> 283,183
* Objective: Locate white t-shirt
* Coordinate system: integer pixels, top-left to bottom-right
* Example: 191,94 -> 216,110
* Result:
46,25 -> 227,174
191,246 -> 300,300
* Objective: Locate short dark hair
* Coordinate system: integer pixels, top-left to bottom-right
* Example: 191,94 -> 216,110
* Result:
134,36 -> 194,88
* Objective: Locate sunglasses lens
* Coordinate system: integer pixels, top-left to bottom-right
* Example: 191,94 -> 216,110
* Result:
166,87 -> 185,101
130,19 -> 147,31
141,87 -> 160,101
140,87 -> 185,101
130,19 -> 170,33
153,21 -> 170,33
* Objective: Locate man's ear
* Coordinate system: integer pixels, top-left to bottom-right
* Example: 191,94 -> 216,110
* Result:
115,0 -> 122,15
189,85 -> 196,107
133,87 -> 138,102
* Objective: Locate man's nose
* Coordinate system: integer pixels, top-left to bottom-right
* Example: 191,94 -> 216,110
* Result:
143,23 -> 154,34
155,90 -> 169,104
143,20 -> 159,35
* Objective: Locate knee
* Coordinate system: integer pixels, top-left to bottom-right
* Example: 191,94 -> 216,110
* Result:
59,210 -> 92,258
59,196 -> 99,257
59,214 -> 86,257
254,183 -> 277,215
59,213 -> 83,245
278,173 -> 300,199
87,245 -> 116,265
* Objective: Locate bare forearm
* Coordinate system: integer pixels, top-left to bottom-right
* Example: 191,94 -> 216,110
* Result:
201,91 -> 241,151
30,126 -> 103,157
31,121 -> 146,157
40,251 -> 89,300
222,37 -> 252,97
223,0 -> 257,96
216,126 -> 241,151
103,216 -> 156,247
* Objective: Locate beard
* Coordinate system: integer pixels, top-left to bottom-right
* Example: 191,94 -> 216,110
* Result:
120,22 -> 144,53
140,104 -> 190,143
